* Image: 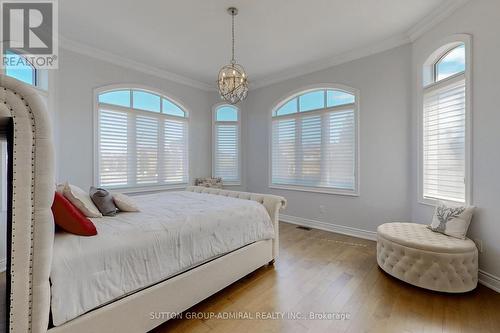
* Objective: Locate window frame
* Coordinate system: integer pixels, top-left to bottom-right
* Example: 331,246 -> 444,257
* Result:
212,103 -> 242,185
268,84 -> 360,196
418,34 -> 472,206
93,84 -> 190,193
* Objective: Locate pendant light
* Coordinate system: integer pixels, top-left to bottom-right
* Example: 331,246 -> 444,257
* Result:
217,7 -> 249,104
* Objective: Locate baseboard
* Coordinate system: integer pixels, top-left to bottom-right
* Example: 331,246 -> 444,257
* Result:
0,258 -> 5,272
280,214 -> 377,241
479,270 -> 500,293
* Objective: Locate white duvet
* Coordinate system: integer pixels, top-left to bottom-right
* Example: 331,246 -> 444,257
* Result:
50,191 -> 275,326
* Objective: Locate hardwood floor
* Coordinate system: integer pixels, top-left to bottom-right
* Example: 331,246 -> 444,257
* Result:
153,222 -> 500,333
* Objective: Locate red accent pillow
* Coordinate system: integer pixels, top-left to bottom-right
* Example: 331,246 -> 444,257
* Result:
52,192 -> 98,236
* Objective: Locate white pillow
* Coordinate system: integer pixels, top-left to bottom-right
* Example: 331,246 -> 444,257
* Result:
61,182 -> 102,218
428,201 -> 474,239
112,193 -> 140,212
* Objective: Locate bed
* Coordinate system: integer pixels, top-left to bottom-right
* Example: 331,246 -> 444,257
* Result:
1,75 -> 286,333
50,190 -> 279,326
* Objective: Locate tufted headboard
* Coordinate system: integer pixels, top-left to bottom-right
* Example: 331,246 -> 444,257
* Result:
185,186 -> 286,258
0,75 -> 55,333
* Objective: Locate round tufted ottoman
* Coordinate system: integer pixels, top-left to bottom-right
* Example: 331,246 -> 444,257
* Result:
377,223 -> 478,293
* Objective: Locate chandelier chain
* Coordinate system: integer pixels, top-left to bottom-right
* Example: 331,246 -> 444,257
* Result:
231,11 -> 235,64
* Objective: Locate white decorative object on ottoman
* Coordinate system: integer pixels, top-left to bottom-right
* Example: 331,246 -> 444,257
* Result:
377,223 -> 478,293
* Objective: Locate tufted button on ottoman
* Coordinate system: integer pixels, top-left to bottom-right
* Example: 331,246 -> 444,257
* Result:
377,222 -> 478,293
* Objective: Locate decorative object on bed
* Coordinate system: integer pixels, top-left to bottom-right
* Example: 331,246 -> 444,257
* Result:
217,7 -> 249,104
51,192 -> 97,236
194,177 -> 223,188
377,222 -> 478,293
89,186 -> 118,216
428,201 -> 475,239
61,182 -> 102,218
112,192 -> 140,212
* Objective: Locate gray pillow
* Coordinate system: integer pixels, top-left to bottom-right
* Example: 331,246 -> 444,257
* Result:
89,186 -> 118,216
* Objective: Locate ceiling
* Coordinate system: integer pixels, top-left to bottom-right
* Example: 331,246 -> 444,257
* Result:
59,0 -> 453,90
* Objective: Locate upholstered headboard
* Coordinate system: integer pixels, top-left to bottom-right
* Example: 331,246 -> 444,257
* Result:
0,75 -> 55,333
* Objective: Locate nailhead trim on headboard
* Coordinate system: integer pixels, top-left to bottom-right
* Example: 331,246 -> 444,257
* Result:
0,75 -> 56,333
4,86 -> 38,332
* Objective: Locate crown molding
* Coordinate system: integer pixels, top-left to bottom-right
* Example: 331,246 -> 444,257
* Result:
250,33 -> 410,90
59,36 -> 215,92
406,0 -> 471,42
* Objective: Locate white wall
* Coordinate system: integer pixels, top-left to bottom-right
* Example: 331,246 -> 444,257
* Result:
244,44 -> 413,234
410,0 -> 500,279
55,49 -> 213,189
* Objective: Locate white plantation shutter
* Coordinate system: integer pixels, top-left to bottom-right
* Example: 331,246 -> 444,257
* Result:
272,118 -> 296,184
214,124 -> 239,182
98,109 -> 129,187
163,118 -> 188,184
423,77 -> 466,202
326,109 -> 355,189
136,115 -> 159,185
97,92 -> 188,189
300,115 -> 321,185
271,105 -> 357,192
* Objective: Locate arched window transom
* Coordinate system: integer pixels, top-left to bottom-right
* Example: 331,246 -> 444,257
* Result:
98,89 -> 187,117
434,43 -> 465,83
273,89 -> 355,116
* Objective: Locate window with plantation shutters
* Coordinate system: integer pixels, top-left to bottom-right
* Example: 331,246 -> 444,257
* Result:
422,42 -> 468,203
96,88 -> 188,190
213,105 -> 240,184
271,88 -> 358,194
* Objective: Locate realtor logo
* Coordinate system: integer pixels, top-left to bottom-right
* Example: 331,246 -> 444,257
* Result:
1,0 -> 58,69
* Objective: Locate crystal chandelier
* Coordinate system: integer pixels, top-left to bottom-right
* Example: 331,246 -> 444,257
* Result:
217,7 -> 248,104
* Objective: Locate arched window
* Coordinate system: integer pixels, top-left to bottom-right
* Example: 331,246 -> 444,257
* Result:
421,39 -> 469,203
213,104 -> 240,184
271,87 -> 358,194
435,44 -> 465,82
3,50 -> 37,86
96,87 -> 188,189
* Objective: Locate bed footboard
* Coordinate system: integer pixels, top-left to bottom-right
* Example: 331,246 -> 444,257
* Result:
185,186 -> 286,258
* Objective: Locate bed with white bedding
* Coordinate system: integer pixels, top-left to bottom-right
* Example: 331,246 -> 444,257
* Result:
3,77 -> 285,333
50,190 -> 276,326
